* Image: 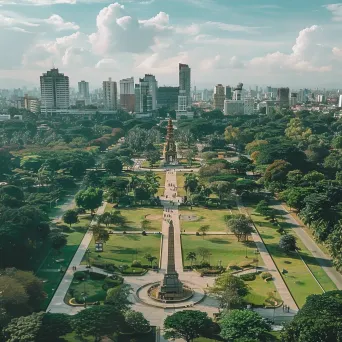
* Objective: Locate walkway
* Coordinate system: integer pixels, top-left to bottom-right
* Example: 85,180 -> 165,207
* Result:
273,202 -> 342,290
46,201 -> 107,314
237,199 -> 298,312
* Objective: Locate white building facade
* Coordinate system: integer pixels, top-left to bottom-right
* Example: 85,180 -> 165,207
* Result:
103,78 -> 118,110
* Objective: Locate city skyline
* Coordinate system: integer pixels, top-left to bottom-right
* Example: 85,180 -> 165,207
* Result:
0,0 -> 342,88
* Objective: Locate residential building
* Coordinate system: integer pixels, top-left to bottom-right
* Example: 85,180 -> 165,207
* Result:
40,68 -> 69,115
176,90 -> 194,119
103,78 -> 117,110
290,93 -> 298,106
316,94 -> 326,103
143,74 -> 158,110
120,77 -> 135,112
179,63 -> 191,106
225,86 -> 232,100
78,81 -> 90,104
277,87 -> 290,107
213,84 -> 225,110
224,100 -> 244,115
244,98 -> 254,115
157,86 -> 179,109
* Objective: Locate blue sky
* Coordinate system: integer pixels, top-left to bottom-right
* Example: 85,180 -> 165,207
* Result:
0,0 -> 342,89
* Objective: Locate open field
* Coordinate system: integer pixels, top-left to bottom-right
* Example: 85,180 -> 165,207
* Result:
36,215 -> 92,309
176,172 -> 187,196
179,207 -> 232,232
83,234 -> 161,267
245,206 -> 327,307
155,171 -> 166,196
105,204 -> 163,231
181,235 -> 263,269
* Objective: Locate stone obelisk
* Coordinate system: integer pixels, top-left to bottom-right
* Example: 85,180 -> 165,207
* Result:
159,220 -> 183,299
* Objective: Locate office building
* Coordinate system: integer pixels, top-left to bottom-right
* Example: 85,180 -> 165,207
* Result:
244,98 -> 254,115
316,94 -> 325,103
40,68 -> 69,115
225,86 -> 232,100
213,84 -> 225,110
338,95 -> 342,108
179,63 -> 191,106
232,83 -> 244,101
176,90 -> 194,119
290,93 -> 298,106
103,78 -> 117,110
224,100 -> 244,115
202,89 -> 209,102
143,74 -> 158,110
78,81 -> 90,104
277,87 -> 290,107
157,87 -> 179,110
135,78 -> 152,113
120,77 -> 135,112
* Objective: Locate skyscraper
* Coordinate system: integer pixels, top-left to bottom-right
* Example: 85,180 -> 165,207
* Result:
339,95 -> 342,108
40,68 -> 69,115
277,87 -> 290,107
143,74 -> 158,110
120,77 -> 135,112
103,78 -> 117,110
135,78 -> 152,113
225,86 -> 232,100
179,63 -> 191,106
78,81 -> 90,104
157,87 -> 179,110
213,84 -> 225,110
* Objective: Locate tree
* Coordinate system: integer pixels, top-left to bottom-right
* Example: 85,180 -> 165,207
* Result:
184,173 -> 199,195
104,157 -> 123,175
62,209 -> 78,227
224,125 -> 240,148
225,214 -> 253,242
197,247 -> 211,262
282,291 -> 342,342
209,273 -> 249,310
144,253 -> 157,268
164,310 -> 213,342
92,225 -> 110,244
198,225 -> 210,238
75,187 -> 103,215
37,313 -> 72,342
219,310 -> 271,341
72,305 -> 124,342
255,200 -> 277,221
210,181 -> 231,205
3,312 -> 43,342
186,251 -> 197,267
264,160 -> 292,185
279,187 -> 313,211
145,149 -> 161,167
124,310 -> 150,333
49,232 -> 67,254
105,284 -> 132,311
279,234 -> 297,253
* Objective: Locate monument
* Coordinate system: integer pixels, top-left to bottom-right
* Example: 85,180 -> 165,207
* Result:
158,220 -> 184,299
163,118 -> 178,164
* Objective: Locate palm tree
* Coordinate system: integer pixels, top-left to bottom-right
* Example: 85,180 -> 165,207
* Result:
144,253 -> 157,268
186,251 -> 197,268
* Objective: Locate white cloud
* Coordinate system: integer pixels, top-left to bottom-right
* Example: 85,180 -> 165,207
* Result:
249,25 -> 332,73
139,11 -> 169,30
0,0 -> 76,4
0,13 -> 39,27
89,3 -> 168,55
44,14 -> 79,31
204,21 -> 262,34
332,46 -> 342,57
95,58 -> 118,69
324,3 -> 342,21
200,54 -> 244,70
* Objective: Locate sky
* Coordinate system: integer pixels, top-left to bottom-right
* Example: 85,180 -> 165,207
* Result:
0,0 -> 342,89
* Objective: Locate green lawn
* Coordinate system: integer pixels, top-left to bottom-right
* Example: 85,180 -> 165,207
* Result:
83,234 -> 161,267
36,215 -> 92,309
244,275 -> 280,306
246,207 -> 325,307
176,172 -> 186,196
181,235 -> 264,269
105,204 -> 163,231
179,207 -> 232,232
155,171 -> 166,196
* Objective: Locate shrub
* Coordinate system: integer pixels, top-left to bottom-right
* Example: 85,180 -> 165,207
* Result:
261,272 -> 272,280
89,272 -> 106,281
91,261 -> 105,269
74,271 -> 87,281
239,261 -> 252,268
228,263 -> 241,271
131,260 -> 142,268
240,273 -> 256,281
103,277 -> 123,290
199,262 -> 210,268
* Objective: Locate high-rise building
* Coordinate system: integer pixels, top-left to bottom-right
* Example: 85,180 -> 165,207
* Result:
120,77 -> 135,112
135,78 -> 152,113
103,78 -> 117,110
243,98 -> 254,115
40,68 -> 69,115
232,83 -> 244,101
224,100 -> 244,115
225,86 -> 232,100
78,81 -> 90,104
202,89 -> 209,102
290,93 -> 298,106
339,95 -> 342,108
277,87 -> 290,107
179,63 -> 191,106
143,74 -> 158,110
213,84 -> 225,110
316,94 -> 325,103
157,87 -> 179,109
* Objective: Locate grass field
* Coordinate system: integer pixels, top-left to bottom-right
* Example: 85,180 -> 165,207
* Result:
105,204 -> 163,231
179,207 -> 232,232
176,172 -> 187,196
36,215 -> 92,309
181,235 -> 263,269
83,234 -> 161,267
246,207 -> 326,307
155,171 -> 166,196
